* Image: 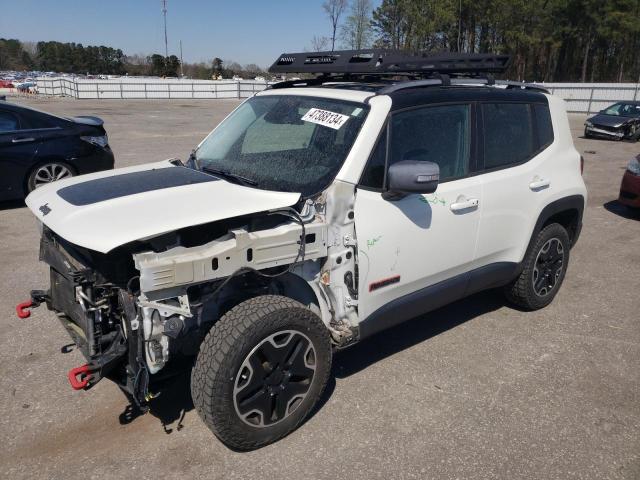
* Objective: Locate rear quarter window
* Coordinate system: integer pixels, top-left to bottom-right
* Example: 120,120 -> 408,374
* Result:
534,104 -> 554,148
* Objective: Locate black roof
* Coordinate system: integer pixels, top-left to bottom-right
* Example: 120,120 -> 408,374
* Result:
0,100 -> 68,120
387,86 -> 548,111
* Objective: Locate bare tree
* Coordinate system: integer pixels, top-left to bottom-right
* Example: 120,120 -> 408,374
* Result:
21,41 -> 39,58
341,0 -> 373,50
310,35 -> 330,52
322,0 -> 348,51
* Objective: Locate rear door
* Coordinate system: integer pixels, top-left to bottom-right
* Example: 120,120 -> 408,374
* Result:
354,103 -> 482,322
474,102 -> 555,268
0,108 -> 39,200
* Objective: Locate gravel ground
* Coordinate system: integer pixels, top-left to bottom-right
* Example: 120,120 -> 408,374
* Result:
0,95 -> 638,480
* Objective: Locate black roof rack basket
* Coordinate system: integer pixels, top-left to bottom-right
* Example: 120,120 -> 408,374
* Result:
269,50 -> 511,77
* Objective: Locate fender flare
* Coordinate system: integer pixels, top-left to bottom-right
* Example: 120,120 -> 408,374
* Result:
524,194 -> 585,261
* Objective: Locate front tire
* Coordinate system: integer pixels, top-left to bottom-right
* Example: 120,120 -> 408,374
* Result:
505,223 -> 571,310
191,295 -> 332,450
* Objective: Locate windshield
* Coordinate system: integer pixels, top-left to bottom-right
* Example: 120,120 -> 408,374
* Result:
195,95 -> 369,196
603,103 -> 640,117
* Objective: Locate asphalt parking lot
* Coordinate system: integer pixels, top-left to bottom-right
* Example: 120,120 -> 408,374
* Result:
0,95 -> 638,480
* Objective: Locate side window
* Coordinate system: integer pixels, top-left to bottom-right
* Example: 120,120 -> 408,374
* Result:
483,103 -> 534,169
22,111 -> 60,130
389,104 -> 470,181
359,127 -> 387,188
0,111 -> 19,132
534,104 -> 554,148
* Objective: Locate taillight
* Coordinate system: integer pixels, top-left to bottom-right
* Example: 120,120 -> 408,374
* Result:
580,155 -> 584,175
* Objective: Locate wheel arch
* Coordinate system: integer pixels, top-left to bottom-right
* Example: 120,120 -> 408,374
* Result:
525,194 -> 585,259
201,269 -> 331,331
24,157 -> 77,195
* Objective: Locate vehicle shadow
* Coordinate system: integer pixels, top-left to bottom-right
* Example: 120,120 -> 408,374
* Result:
0,199 -> 26,211
118,289 -> 505,437
603,200 -> 640,220
118,369 -> 194,433
333,289 -> 506,379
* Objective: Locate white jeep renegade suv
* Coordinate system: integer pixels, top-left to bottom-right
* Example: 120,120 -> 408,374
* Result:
21,51 -> 586,450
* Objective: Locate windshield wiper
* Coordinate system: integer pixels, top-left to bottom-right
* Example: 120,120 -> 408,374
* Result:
201,166 -> 258,186
187,149 -> 199,170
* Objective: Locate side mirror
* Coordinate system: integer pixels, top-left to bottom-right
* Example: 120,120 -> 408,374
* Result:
383,160 -> 440,200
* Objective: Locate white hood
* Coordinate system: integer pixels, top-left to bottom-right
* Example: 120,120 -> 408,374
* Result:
26,160 -> 300,253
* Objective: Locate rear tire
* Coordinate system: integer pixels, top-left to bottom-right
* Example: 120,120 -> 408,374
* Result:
191,295 -> 332,451
505,223 -> 570,310
27,161 -> 74,192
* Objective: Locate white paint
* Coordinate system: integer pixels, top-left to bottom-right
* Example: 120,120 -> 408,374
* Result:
354,177 -> 483,319
25,160 -> 300,253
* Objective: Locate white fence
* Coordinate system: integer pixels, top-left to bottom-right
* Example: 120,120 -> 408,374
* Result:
36,77 -> 640,113
36,77 -> 271,99
542,83 -> 640,113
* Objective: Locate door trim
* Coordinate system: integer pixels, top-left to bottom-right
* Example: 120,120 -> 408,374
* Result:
358,261 -> 519,339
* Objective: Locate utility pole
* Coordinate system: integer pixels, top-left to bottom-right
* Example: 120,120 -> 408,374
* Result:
161,0 -> 168,58
457,0 -> 462,53
179,40 -> 184,78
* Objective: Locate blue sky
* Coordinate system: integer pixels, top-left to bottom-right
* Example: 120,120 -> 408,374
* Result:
1,0 -> 381,67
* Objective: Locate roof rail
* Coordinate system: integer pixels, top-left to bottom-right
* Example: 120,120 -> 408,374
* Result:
268,76 -> 549,94
268,50 -> 511,77
378,78 -> 550,95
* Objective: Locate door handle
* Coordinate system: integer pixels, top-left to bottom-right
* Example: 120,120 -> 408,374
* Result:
529,177 -> 550,190
450,197 -> 479,212
12,137 -> 35,143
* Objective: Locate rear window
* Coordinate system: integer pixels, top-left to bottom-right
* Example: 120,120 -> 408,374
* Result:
21,110 -> 62,129
483,103 -> 534,169
0,111 -> 19,132
534,104 -> 554,148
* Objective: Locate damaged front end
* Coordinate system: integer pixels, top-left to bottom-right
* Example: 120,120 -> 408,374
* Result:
22,190 -> 360,409
27,227 -> 152,402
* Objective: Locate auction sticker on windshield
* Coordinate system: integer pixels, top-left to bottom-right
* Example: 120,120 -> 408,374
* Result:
302,108 -> 350,130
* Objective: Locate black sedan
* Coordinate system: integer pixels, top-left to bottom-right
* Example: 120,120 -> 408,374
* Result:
584,101 -> 640,141
0,101 -> 114,201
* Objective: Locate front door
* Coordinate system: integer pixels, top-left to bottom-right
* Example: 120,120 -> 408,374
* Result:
354,103 -> 482,324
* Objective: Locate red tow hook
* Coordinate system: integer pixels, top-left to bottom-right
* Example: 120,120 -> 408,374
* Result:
68,364 -> 94,390
16,300 -> 33,319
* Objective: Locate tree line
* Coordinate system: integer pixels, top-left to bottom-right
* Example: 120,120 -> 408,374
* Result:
318,0 -> 640,82
0,39 -> 266,79
4,0 -> 639,84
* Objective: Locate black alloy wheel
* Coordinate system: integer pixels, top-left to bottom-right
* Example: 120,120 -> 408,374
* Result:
233,329 -> 316,427
532,238 -> 565,297
504,223 -> 571,310
191,295 -> 332,450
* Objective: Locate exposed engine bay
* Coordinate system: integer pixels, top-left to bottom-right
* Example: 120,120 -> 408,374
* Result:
28,184 -> 360,407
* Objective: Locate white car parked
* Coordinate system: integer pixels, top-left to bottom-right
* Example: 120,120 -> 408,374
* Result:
21,51 -> 587,450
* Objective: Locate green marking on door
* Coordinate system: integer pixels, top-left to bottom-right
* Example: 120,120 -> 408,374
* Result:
367,236 -> 382,249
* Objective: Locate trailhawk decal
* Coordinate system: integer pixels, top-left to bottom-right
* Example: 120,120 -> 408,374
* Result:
302,108 -> 350,130
369,275 -> 401,292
